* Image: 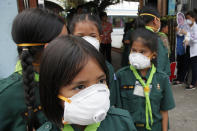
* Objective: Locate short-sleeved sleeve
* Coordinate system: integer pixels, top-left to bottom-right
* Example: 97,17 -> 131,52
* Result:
160,76 -> 175,111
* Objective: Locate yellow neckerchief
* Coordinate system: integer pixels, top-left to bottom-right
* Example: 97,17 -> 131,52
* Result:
14,60 -> 39,82
145,26 -> 156,32
63,123 -> 101,131
158,32 -> 168,37
130,64 -> 156,130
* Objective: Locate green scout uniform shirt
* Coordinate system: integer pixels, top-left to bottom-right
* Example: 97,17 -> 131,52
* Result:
0,62 -> 59,131
157,37 -> 171,76
158,32 -> 171,55
37,107 -> 137,131
116,66 -> 175,131
105,61 -> 121,107
145,26 -> 171,76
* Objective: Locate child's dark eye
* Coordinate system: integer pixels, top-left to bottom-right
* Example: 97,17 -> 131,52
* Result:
91,35 -> 97,38
98,79 -> 107,84
140,51 -> 145,54
73,85 -> 86,90
131,49 -> 136,52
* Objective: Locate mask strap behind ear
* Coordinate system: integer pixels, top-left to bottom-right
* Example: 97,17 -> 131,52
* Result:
58,95 -> 72,103
148,53 -> 155,59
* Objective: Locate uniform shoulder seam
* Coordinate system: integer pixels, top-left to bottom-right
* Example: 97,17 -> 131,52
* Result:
0,73 -> 21,94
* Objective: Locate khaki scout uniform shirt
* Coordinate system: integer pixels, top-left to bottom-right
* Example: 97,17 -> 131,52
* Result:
115,66 -> 175,131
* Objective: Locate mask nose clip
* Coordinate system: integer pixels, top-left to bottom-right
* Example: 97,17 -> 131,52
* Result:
58,95 -> 72,103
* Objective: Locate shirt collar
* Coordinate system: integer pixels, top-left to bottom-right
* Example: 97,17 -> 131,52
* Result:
63,122 -> 101,131
14,60 -> 39,82
145,26 -> 154,32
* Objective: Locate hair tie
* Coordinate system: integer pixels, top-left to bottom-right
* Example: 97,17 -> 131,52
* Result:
17,43 -> 46,47
22,48 -> 29,51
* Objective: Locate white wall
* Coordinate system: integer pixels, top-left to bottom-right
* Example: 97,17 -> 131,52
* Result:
0,0 -> 18,79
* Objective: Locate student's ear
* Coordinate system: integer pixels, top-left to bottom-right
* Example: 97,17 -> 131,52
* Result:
153,18 -> 158,26
99,35 -> 102,43
44,43 -> 49,48
152,52 -> 157,59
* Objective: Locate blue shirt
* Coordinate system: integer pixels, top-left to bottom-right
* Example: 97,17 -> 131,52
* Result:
176,35 -> 185,55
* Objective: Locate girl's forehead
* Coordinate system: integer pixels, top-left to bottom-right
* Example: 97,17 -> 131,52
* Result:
74,21 -> 100,34
132,38 -> 146,46
76,20 -> 97,27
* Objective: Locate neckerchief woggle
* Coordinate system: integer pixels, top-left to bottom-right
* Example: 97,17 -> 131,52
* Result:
130,64 -> 156,130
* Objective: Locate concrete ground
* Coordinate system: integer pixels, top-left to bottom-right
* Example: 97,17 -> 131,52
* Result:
111,50 -> 197,131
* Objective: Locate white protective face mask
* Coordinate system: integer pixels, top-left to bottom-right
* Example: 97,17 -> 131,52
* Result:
82,36 -> 100,51
186,19 -> 192,25
129,52 -> 151,69
60,84 -> 110,125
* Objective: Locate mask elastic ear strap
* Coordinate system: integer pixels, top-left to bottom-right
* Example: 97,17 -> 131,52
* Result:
148,53 -> 154,59
58,95 -> 72,103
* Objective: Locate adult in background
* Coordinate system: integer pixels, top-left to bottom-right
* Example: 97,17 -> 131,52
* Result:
181,11 -> 197,89
100,12 -> 113,63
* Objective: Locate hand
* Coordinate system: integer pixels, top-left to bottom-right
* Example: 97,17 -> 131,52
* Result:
179,29 -> 187,35
183,39 -> 189,46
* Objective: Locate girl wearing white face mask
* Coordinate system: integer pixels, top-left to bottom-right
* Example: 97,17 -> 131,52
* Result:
180,11 -> 197,90
38,35 -> 137,131
68,13 -> 120,107
133,6 -> 171,76
116,28 -> 175,131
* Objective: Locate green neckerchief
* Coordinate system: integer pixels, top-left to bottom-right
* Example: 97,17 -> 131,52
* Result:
158,32 -> 168,38
14,60 -> 39,82
145,26 -> 154,32
63,123 -> 101,131
130,64 -> 156,130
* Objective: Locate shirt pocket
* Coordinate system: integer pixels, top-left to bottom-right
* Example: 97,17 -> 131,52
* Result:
150,89 -> 163,113
120,90 -> 138,113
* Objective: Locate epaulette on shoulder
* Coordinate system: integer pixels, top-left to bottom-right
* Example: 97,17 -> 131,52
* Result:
116,66 -> 130,74
108,107 -> 131,118
0,73 -> 21,93
156,69 -> 169,78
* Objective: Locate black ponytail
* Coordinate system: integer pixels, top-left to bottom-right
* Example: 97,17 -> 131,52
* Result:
21,47 -> 40,130
12,8 -> 65,130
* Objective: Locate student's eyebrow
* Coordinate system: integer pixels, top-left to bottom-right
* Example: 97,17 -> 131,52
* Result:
70,74 -> 106,85
90,33 -> 97,35
97,74 -> 106,80
76,33 -> 84,35
71,80 -> 87,85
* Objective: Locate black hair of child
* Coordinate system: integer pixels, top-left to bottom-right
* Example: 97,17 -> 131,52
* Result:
160,20 -> 168,31
131,28 -> 158,66
68,13 -> 102,35
39,35 -> 108,127
11,8 -> 64,131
